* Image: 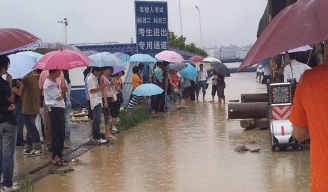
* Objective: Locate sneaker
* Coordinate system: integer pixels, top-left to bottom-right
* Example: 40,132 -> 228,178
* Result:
98,138 -> 108,144
2,184 -> 19,191
28,149 -> 42,157
22,150 -> 31,155
112,127 -> 118,132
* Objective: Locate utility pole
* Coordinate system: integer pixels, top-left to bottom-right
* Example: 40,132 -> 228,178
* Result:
58,17 -> 68,44
179,0 -> 183,36
195,6 -> 203,48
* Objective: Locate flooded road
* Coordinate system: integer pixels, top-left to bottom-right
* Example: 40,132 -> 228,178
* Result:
33,72 -> 310,192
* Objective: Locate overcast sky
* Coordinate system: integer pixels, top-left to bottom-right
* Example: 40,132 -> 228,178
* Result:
1,0 -> 267,47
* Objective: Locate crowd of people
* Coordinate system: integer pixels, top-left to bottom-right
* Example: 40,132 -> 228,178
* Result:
0,54 -> 228,191
0,54 -> 74,190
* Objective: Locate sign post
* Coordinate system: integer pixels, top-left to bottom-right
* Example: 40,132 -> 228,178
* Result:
135,1 -> 169,56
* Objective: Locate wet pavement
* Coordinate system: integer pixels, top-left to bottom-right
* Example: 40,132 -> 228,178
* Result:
27,72 -> 310,192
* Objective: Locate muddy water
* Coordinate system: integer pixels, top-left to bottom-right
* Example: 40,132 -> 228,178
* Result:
34,72 -> 310,192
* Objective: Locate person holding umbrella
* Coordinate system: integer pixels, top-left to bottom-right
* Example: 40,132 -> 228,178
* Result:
43,69 -> 68,166
0,55 -> 19,191
216,73 -> 226,104
87,67 -> 108,144
18,70 -> 42,157
100,66 -> 117,138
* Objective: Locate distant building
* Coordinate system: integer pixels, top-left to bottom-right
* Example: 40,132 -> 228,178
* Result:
203,44 -> 253,60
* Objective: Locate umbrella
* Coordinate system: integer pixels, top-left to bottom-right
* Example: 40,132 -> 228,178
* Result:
189,56 -> 205,62
8,54 -> 37,79
203,57 -> 221,63
33,50 -> 92,70
181,60 -> 196,67
132,83 -> 164,96
82,50 -> 99,56
210,62 -> 230,77
168,62 -> 187,71
0,28 -> 41,55
280,45 -> 313,54
179,63 -> 198,80
17,51 -> 43,61
130,54 -> 156,63
154,68 -> 163,82
89,52 -> 125,67
238,0 -> 328,72
113,52 -> 130,62
155,50 -> 184,63
112,66 -> 126,75
35,42 -> 80,54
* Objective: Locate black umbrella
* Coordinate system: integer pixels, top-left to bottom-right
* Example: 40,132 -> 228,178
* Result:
210,62 -> 230,77
168,62 -> 187,71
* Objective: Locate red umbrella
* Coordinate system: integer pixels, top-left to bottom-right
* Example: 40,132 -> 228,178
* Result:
188,56 -> 205,62
0,28 -> 40,55
238,0 -> 328,72
33,50 -> 92,70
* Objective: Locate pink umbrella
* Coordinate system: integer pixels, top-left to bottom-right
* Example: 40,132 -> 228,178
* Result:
33,50 -> 92,70
155,50 -> 184,63
238,0 -> 328,72
189,56 -> 205,62
0,28 -> 41,55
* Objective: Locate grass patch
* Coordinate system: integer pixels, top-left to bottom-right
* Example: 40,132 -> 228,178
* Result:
21,175 -> 33,192
117,106 -> 150,130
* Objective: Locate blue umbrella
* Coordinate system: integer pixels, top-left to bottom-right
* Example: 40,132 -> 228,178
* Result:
179,63 -> 198,80
89,52 -> 125,67
132,83 -> 164,96
17,51 -> 43,61
130,54 -> 156,63
154,68 -> 163,82
8,54 -> 37,79
113,52 -> 130,62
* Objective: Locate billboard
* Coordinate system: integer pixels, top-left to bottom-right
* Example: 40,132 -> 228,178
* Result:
135,1 -> 168,55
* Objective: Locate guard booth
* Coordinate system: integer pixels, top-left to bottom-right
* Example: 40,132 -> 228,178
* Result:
268,82 -> 302,152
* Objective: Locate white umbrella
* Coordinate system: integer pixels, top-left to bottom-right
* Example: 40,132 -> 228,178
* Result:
8,54 -> 37,79
280,45 -> 312,54
203,57 -> 221,63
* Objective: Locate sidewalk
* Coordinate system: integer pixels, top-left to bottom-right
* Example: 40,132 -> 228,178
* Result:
13,121 -> 92,185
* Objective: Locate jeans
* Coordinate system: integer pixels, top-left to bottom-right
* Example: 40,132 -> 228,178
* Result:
0,122 -> 17,188
92,104 -> 102,140
43,99 -> 52,147
23,114 -> 41,149
48,107 -> 65,160
14,100 -> 24,144
196,80 -> 207,94
64,101 -> 72,138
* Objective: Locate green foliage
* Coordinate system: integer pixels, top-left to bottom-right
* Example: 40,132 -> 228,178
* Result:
168,31 -> 207,57
21,175 -> 33,192
117,106 -> 150,130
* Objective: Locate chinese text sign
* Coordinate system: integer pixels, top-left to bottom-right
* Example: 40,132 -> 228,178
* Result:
135,1 -> 168,55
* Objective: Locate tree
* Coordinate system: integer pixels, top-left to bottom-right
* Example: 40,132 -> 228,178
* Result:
168,31 -> 207,57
